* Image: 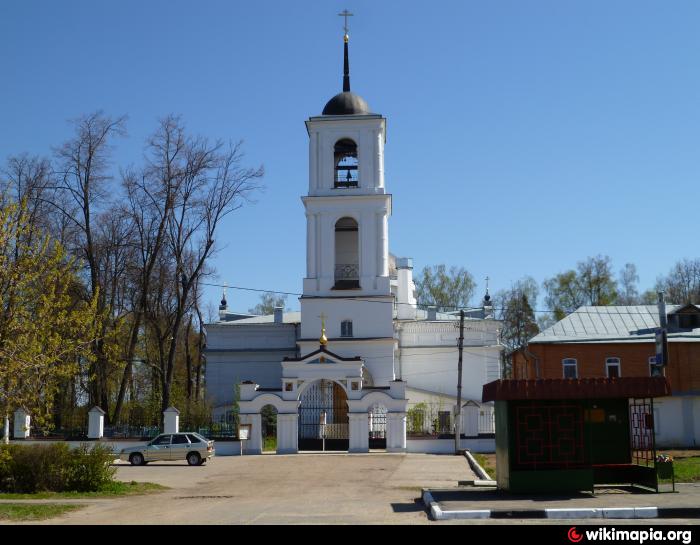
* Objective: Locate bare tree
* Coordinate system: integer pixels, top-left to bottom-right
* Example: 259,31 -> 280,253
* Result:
51,111 -> 128,411
656,258 -> 700,304
618,263 -> 640,305
159,118 -> 263,414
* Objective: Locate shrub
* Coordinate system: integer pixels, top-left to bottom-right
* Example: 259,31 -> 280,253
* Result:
0,443 -> 116,493
67,443 -> 116,492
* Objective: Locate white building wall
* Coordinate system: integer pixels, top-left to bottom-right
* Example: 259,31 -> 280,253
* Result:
654,395 -> 700,448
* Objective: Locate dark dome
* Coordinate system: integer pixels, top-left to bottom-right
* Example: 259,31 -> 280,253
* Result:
322,92 -> 370,116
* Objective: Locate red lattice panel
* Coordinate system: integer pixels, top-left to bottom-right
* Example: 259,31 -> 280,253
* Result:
630,400 -> 654,467
514,403 -> 585,469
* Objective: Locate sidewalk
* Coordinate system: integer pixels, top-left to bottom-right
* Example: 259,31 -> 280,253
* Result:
423,483 -> 700,520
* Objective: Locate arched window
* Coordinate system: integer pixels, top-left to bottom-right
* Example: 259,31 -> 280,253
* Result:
605,357 -> 621,378
334,138 -> 358,188
341,320 -> 353,337
562,358 -> 578,379
334,217 -> 359,289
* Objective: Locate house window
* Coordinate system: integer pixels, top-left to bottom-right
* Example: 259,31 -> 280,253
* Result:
605,357 -> 621,378
285,382 -> 294,392
562,358 -> 578,379
438,411 -> 452,434
341,320 -> 353,337
649,356 -> 665,377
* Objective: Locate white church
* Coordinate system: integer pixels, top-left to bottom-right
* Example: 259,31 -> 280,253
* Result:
205,25 -> 501,454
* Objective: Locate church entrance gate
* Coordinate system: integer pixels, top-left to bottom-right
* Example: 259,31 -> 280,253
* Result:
298,379 -> 349,451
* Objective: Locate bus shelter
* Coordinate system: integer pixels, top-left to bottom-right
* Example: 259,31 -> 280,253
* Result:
482,377 -> 671,494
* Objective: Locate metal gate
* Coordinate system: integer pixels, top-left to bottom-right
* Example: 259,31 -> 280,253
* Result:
368,405 -> 387,449
298,380 -> 349,451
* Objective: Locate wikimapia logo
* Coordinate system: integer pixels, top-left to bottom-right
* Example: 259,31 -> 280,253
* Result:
567,527 -> 693,544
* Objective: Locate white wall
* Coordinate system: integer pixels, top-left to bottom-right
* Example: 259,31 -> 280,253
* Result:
654,395 -> 700,448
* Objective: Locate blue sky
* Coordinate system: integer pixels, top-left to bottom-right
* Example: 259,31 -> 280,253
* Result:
1,1 -> 699,315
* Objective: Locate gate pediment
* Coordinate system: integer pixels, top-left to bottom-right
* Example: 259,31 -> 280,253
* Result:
283,346 -> 362,365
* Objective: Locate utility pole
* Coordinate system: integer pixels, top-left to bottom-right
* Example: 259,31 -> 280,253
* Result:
455,309 -> 465,454
655,291 -> 669,375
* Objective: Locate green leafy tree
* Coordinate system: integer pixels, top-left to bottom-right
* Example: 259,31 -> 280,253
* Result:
414,264 -> 475,311
543,255 -> 618,320
0,200 -> 98,442
248,292 -> 287,315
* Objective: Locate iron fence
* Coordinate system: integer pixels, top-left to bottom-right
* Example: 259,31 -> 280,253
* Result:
406,402 -> 496,437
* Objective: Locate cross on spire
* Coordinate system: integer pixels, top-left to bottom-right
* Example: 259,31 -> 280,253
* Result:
338,9 -> 353,38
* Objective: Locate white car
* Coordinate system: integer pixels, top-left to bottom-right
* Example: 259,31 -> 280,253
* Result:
119,432 -> 215,466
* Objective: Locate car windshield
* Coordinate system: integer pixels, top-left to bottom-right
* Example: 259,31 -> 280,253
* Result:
191,432 -> 208,442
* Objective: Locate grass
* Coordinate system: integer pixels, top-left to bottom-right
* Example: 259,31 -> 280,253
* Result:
0,504 -> 83,521
0,481 -> 167,500
473,453 -> 496,478
660,456 -> 700,483
263,436 -> 277,452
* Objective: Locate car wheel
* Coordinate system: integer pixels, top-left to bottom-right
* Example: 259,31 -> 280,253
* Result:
130,453 -> 145,466
187,452 -> 201,466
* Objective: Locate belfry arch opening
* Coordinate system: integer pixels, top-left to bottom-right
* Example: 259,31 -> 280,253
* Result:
334,217 -> 359,289
334,138 -> 358,188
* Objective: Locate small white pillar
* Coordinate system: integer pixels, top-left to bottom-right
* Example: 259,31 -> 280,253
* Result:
3,415 -> 10,444
88,406 -> 105,439
13,408 -> 30,439
462,404 -> 480,438
348,412 -> 369,453
276,413 -> 299,454
239,413 -> 262,454
386,412 -> 407,452
163,406 -> 180,434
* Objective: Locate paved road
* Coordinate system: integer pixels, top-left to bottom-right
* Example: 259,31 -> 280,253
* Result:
46,453 -> 474,525
7,453 -> 698,525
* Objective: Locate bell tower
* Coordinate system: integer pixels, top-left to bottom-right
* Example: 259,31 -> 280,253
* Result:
299,16 -> 395,385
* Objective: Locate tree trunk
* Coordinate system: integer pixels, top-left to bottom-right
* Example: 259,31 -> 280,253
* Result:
113,310 -> 143,423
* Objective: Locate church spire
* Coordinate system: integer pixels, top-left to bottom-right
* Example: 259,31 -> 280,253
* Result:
339,9 -> 353,92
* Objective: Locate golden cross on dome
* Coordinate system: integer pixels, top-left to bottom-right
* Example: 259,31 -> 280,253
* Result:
338,9 -> 353,40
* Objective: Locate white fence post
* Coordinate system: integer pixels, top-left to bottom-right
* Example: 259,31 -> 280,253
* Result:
13,408 -> 30,439
163,407 -> 180,434
88,406 -> 105,439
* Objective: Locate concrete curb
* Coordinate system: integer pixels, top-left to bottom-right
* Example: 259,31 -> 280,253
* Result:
463,450 -> 492,481
420,491 -> 700,520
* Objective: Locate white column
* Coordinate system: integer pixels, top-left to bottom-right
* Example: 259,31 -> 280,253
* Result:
88,406 -> 105,439
386,412 -> 407,453
306,213 -> 316,278
348,413 -> 369,453
13,409 -> 30,439
309,130 -> 318,192
376,129 -> 385,189
240,413 -> 262,455
276,413 -> 299,454
3,415 -> 9,444
163,407 -> 179,434
377,211 -> 388,277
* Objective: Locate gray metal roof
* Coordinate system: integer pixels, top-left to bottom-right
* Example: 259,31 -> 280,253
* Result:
213,311 -> 301,325
532,305 -> 700,344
